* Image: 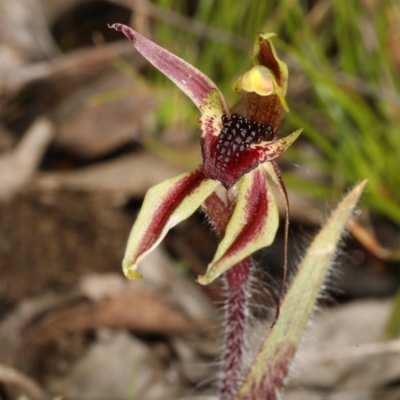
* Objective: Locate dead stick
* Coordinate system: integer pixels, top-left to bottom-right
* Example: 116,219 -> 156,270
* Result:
0,364 -> 45,400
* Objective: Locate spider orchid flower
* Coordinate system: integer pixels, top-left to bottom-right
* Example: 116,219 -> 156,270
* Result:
110,24 -> 301,285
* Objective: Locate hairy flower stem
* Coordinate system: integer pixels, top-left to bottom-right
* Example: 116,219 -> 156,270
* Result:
202,193 -> 251,399
220,259 -> 251,400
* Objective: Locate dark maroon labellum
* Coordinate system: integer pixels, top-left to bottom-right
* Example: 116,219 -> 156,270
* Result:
201,113 -> 275,189
215,114 -> 274,172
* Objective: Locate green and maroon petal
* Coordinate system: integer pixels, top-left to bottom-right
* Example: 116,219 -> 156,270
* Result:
122,169 -> 219,280
264,161 -> 289,208
198,88 -> 227,142
197,167 -> 279,285
251,128 -> 302,161
110,23 -> 229,115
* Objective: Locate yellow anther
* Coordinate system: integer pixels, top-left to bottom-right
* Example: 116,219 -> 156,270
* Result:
241,66 -> 274,96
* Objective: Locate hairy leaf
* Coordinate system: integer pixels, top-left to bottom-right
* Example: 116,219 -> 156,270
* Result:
234,180 -> 367,400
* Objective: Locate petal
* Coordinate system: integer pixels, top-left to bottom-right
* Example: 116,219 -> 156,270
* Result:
110,23 -> 229,115
252,33 -> 288,95
199,88 -> 226,141
251,128 -> 302,160
231,33 -> 289,124
123,169 -> 219,279
203,128 -> 302,189
197,167 -> 279,285
264,161 -> 288,205
230,91 -> 287,129
264,160 -> 291,321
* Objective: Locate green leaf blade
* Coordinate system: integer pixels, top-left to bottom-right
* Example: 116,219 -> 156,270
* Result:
234,180 -> 367,400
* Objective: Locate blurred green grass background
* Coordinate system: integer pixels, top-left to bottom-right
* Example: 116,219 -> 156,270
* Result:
132,0 -> 400,227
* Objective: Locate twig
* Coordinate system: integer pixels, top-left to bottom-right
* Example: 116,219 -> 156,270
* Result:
348,219 -> 400,261
115,0 -> 252,51
0,117 -> 54,201
0,40 -> 142,99
307,338 -> 400,363
0,364 -> 45,400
